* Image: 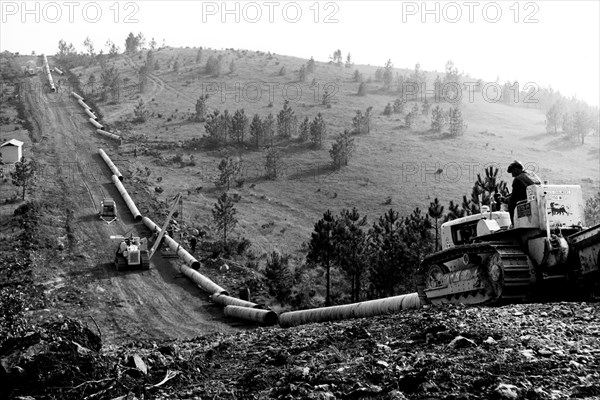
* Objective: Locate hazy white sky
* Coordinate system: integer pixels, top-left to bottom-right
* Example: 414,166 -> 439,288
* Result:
1,0 -> 599,106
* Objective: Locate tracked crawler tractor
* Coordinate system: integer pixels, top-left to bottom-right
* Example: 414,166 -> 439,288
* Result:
417,184 -> 600,305
111,234 -> 150,271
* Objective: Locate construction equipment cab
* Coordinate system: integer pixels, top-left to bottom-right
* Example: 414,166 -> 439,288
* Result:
99,197 -> 117,224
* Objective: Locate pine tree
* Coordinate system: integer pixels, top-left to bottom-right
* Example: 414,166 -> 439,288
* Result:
309,113 -> 326,148
263,113 -> 275,146
383,59 -> 394,90
215,156 -> 241,190
431,106 -> 446,133
428,198 -> 444,251
264,146 -> 281,179
276,100 -> 298,138
298,116 -> 310,142
545,101 -> 562,134
307,210 -> 337,306
443,200 -> 466,222
367,209 -> 406,297
206,55 -> 221,76
393,98 -> 405,114
448,106 -> 466,136
212,192 -> 238,248
230,109 -> 248,143
405,111 -> 415,128
195,94 -> 209,122
265,252 -> 293,303
249,114 -> 263,149
146,50 -> 155,72
345,53 -> 353,68
573,110 -> 590,144
334,208 -> 367,302
204,110 -> 231,143
329,130 -> 355,169
11,157 -> 37,200
133,98 -> 149,123
422,97 -> 431,115
357,82 -> 367,96
306,56 -> 316,73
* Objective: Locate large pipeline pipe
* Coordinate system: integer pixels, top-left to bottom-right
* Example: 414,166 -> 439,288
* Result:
97,129 -> 122,142
112,175 -> 142,221
72,92 -> 84,100
78,99 -> 91,109
89,118 -> 103,129
98,149 -> 123,180
53,67 -> 64,75
211,293 -> 261,309
142,217 -> 207,274
224,305 -> 278,326
278,292 -> 421,328
42,54 -> 55,93
180,262 -> 229,295
85,108 -> 97,119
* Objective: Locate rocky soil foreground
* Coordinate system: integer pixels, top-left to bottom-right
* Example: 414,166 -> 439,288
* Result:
1,302 -> 599,400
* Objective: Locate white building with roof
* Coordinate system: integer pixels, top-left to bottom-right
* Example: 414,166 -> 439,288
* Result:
0,139 -> 24,163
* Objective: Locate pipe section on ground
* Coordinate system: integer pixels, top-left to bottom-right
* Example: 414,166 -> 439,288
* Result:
211,293 -> 261,309
224,305 -> 278,326
78,99 -> 91,109
112,175 -> 142,221
54,67 -> 64,75
89,118 -> 103,129
98,149 -> 123,180
142,217 -> 208,275
42,54 -> 55,93
72,92 -> 84,100
97,129 -> 122,142
278,292 -> 421,328
179,262 -> 229,295
85,108 -> 97,119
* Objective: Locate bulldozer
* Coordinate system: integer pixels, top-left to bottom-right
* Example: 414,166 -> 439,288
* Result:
417,183 -> 600,305
111,233 -> 150,271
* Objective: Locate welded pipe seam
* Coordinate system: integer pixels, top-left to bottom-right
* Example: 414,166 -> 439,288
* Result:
211,293 -> 261,309
89,118 -> 103,129
96,129 -> 122,142
98,149 -> 123,180
78,99 -> 92,109
179,263 -> 229,296
112,175 -> 142,221
85,108 -> 97,119
278,292 -> 421,328
224,305 -> 278,326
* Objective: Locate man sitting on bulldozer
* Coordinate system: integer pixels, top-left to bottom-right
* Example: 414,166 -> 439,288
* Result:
503,160 -> 542,225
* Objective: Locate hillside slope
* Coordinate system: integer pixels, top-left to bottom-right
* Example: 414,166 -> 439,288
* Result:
72,47 -> 600,258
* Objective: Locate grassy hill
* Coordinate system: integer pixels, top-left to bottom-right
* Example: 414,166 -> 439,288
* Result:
67,47 -> 600,259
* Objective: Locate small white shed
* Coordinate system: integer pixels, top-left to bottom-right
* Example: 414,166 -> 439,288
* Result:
0,139 -> 24,163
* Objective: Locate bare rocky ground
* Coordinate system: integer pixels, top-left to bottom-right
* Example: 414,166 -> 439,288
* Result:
1,302 -> 599,400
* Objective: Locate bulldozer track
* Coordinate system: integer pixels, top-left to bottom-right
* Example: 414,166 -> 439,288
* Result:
417,242 -> 533,305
